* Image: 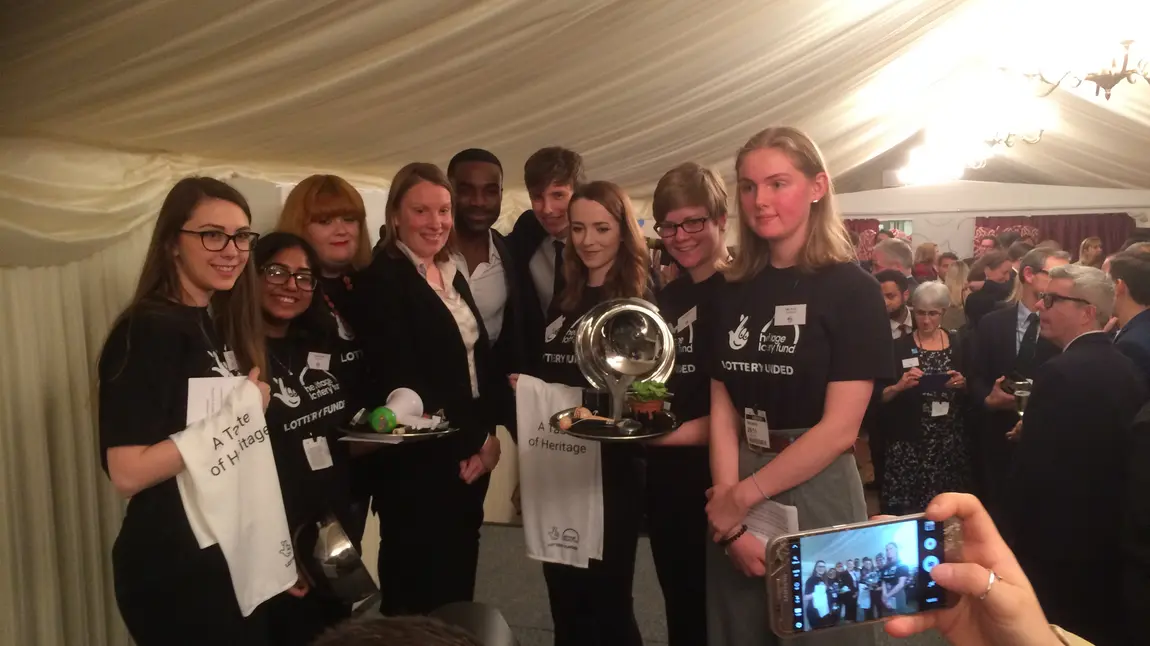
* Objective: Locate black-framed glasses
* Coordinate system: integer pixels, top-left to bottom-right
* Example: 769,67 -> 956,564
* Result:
654,217 -> 709,238
262,264 -> 317,291
180,229 -> 259,251
1038,292 -> 1091,309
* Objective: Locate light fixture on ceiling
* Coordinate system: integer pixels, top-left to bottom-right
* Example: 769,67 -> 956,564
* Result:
1024,40 -> 1149,99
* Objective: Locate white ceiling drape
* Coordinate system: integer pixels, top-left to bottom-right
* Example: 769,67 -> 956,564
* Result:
3,0 -> 1150,267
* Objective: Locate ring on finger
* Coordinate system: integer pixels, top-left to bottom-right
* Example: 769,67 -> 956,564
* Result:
979,569 -> 1001,600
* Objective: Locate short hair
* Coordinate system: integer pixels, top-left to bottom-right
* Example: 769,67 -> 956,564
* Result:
876,229 -> 893,240
1019,248 -> 1071,285
996,230 -> 1022,248
311,616 -> 482,646
968,249 -> 1009,281
874,238 -> 913,271
1008,241 -> 1035,261
523,147 -> 585,197
977,235 -> 1000,248
939,251 -> 959,263
651,162 -> 728,224
1035,239 -> 1062,251
447,148 -> 503,178
1107,249 -> 1150,306
875,269 -> 909,293
911,280 -> 951,310
1048,264 -> 1115,326
1121,232 -> 1150,250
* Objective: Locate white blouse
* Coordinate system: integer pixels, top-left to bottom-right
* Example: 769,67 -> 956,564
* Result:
397,242 -> 481,398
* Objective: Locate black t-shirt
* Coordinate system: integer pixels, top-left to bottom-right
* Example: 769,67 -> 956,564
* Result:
98,300 -> 243,572
881,561 -> 910,587
712,263 -> 892,431
265,334 -> 356,533
658,273 -> 722,422
536,287 -> 604,388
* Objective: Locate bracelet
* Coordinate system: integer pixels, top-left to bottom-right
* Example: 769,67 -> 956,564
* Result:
750,472 -> 768,501
718,524 -> 748,547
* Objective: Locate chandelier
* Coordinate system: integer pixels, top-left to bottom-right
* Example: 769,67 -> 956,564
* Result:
1023,40 -> 1149,100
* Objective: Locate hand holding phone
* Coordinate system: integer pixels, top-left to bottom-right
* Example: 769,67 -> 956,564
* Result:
883,494 -> 1061,646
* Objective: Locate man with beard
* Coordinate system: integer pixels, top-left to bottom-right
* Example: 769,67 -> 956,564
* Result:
447,149 -> 524,434
876,269 -> 913,339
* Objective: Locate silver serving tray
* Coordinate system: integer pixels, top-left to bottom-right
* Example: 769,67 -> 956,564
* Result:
549,407 -> 678,442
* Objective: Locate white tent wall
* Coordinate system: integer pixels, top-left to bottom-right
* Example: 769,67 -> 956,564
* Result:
839,181 -> 1150,256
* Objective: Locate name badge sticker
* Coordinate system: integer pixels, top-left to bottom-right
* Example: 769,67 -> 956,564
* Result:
774,304 -> 807,326
931,401 -> 950,417
307,352 -> 332,371
303,437 -> 333,471
223,350 -> 239,371
744,407 -> 771,450
677,306 -> 698,333
902,357 -> 920,369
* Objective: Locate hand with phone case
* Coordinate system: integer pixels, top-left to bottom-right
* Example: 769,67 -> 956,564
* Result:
883,494 -> 1064,646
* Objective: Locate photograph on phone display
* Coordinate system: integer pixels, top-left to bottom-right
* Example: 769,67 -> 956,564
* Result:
786,518 -> 946,632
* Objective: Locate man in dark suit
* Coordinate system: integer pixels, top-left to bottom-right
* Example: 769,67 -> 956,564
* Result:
1108,248 -> 1150,385
968,247 -> 1068,521
447,148 -> 525,435
503,147 -> 585,377
1008,264 -> 1148,645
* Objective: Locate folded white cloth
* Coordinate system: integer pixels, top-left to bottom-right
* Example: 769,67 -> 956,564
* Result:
174,377 -> 296,616
515,375 -> 603,568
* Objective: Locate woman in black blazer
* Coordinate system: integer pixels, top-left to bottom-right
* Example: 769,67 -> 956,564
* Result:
875,281 -> 973,515
346,163 -> 502,616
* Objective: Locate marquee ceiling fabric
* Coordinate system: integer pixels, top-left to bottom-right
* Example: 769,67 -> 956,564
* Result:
2,0 -> 1150,266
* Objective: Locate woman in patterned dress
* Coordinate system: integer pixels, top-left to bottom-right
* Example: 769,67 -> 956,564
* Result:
875,281 -> 974,514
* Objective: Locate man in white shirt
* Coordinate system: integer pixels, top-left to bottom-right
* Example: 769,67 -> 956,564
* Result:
876,270 -> 913,339
505,147 -> 585,375
448,148 -> 524,433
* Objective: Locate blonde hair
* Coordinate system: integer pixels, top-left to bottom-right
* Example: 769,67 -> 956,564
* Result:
944,261 -> 970,308
1078,236 -> 1103,268
724,127 -> 854,281
277,175 -> 371,271
914,242 -> 938,266
379,163 -> 456,264
557,181 -> 649,313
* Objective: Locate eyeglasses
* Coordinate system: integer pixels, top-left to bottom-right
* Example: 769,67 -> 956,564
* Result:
913,309 -> 943,318
654,217 -> 709,238
1038,292 -> 1091,309
262,264 -> 317,291
180,229 -> 259,251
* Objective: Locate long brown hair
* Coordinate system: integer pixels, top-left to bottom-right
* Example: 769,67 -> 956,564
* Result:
379,163 -> 456,264
557,181 -> 648,312
111,177 -> 265,376
724,127 -> 854,282
277,174 -> 371,271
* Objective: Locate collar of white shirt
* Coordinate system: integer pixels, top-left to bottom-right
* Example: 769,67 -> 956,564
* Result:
396,240 -> 459,288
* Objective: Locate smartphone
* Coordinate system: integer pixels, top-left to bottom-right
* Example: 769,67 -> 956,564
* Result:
916,373 -> 950,393
766,514 -> 962,638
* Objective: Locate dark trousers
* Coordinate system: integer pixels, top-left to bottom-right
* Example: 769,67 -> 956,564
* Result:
374,463 -> 490,616
842,596 -> 858,623
1021,556 -> 1122,645
543,447 -> 644,646
114,544 -> 268,646
265,589 -> 349,646
645,446 -> 708,646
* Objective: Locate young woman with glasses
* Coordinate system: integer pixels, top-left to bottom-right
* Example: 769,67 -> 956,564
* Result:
252,232 -> 363,646
97,177 -> 272,645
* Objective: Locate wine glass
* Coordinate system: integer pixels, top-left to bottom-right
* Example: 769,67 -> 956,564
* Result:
1013,378 -> 1033,417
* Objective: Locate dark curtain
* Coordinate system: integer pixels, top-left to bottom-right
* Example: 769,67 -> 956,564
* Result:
1031,213 -> 1133,260
974,213 -> 1134,259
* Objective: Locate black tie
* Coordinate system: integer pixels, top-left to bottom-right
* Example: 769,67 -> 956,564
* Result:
552,240 -> 566,303
1016,312 -> 1040,376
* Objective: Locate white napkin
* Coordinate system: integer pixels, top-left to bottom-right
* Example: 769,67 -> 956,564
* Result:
173,377 -> 296,616
515,375 -> 603,568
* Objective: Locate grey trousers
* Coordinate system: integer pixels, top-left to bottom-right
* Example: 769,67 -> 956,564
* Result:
705,443 -> 876,646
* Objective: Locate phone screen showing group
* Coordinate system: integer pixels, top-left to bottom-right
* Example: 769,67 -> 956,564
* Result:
786,518 -> 946,632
